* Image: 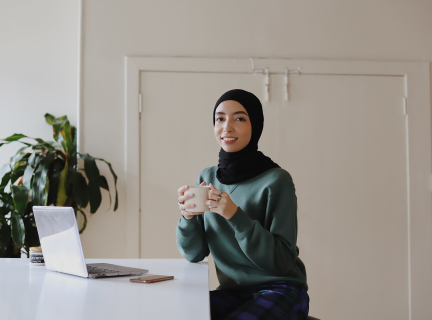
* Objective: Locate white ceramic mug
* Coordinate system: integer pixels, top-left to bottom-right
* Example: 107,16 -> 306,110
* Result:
184,186 -> 210,212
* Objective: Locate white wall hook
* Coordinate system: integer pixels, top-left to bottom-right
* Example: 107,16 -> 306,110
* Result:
252,66 -> 301,102
284,68 -> 289,101
264,68 -> 269,102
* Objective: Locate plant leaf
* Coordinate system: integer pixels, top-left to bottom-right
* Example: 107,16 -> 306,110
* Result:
76,208 -> 87,234
99,176 -> 112,210
0,142 -> 31,148
22,215 -> 40,249
81,153 -> 101,214
11,212 -> 25,248
51,116 -> 69,143
69,127 -> 77,167
46,157 -> 64,206
56,158 -> 68,206
23,165 -> 34,190
44,113 -> 55,125
0,133 -> 54,150
14,146 -> 29,156
44,176 -> 50,206
46,141 -> 61,148
52,121 -> 64,142
70,169 -> 88,208
0,221 -> 11,257
60,120 -> 73,154
0,205 -> 11,217
0,191 -> 13,204
79,153 -> 118,212
28,152 -> 40,168
12,185 -> 29,216
32,151 -> 54,206
10,161 -> 29,186
10,150 -> 29,170
32,138 -> 56,151
99,159 -> 118,211
31,142 -> 56,152
0,164 -> 11,188
2,133 -> 27,142
55,115 -> 68,121
0,164 -> 10,179
0,133 -> 33,149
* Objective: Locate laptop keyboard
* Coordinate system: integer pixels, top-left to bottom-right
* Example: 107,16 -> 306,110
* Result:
87,265 -> 119,274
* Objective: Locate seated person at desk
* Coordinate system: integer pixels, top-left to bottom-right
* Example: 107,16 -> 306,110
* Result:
176,89 -> 309,320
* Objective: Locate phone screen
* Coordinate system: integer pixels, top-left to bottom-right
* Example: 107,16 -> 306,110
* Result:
130,274 -> 174,283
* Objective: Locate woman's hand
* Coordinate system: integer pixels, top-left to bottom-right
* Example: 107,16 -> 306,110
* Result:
178,182 -> 207,220
206,183 -> 238,219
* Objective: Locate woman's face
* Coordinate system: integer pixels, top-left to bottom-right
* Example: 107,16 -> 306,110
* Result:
214,100 -> 252,152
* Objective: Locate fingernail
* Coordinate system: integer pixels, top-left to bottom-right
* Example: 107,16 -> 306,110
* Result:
190,204 -> 194,207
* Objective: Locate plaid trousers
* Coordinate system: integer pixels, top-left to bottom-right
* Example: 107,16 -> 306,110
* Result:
210,281 -> 309,320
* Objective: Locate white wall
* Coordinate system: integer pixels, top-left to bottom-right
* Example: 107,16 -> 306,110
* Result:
3,0 -> 430,259
0,0 -> 79,167
80,0 -> 432,259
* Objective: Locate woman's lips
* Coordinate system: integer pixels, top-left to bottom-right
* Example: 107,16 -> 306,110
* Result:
222,138 -> 238,144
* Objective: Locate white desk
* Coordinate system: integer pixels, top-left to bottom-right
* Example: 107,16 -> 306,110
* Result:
0,258 -> 210,320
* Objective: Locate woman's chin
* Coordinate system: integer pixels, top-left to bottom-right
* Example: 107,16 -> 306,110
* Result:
219,140 -> 248,152
222,146 -> 240,153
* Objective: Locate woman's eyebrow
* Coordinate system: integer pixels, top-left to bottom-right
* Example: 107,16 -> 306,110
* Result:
215,111 -> 248,116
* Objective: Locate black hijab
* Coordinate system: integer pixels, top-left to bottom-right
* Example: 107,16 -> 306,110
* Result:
213,89 -> 280,185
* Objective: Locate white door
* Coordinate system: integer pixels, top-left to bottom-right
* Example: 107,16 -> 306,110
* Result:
268,73 -> 408,320
137,63 -> 419,320
139,71 -> 263,293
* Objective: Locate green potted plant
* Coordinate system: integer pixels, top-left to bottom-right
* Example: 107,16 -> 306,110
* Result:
0,114 -> 118,258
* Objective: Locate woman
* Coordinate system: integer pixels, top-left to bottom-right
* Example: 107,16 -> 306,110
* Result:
176,89 -> 309,320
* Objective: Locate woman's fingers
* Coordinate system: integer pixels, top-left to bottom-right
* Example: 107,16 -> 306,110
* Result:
181,202 -> 196,210
178,183 -> 207,216
178,181 -> 207,201
180,192 -> 195,203
178,184 -> 192,196
208,189 -> 220,198
178,185 -> 190,205
208,183 -> 219,194
178,182 -> 205,195
182,210 -> 205,216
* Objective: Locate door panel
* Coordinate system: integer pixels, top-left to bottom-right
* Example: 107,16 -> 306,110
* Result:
140,71 -> 263,290
140,70 -> 408,320
269,74 -> 407,320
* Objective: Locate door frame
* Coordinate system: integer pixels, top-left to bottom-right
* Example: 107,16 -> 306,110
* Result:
125,56 -> 431,318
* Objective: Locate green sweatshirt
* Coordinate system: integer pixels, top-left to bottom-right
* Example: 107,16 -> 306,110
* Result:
176,166 -> 307,291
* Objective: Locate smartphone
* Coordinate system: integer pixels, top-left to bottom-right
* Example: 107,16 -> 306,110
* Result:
130,274 -> 174,283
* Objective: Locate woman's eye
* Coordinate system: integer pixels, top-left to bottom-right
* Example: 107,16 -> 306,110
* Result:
215,117 -> 246,122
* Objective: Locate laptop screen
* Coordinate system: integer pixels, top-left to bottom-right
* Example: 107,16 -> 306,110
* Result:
33,206 -> 88,277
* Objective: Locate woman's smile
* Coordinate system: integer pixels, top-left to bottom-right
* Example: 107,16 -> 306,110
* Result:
222,136 -> 238,144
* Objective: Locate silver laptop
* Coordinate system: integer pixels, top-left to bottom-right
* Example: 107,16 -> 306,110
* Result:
33,206 -> 148,279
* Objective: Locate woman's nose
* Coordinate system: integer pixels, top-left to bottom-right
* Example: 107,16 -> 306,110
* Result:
223,118 -> 234,130
223,125 -> 233,133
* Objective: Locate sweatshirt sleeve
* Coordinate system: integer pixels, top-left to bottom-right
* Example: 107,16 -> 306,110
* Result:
175,172 -> 210,263
226,181 -> 299,276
